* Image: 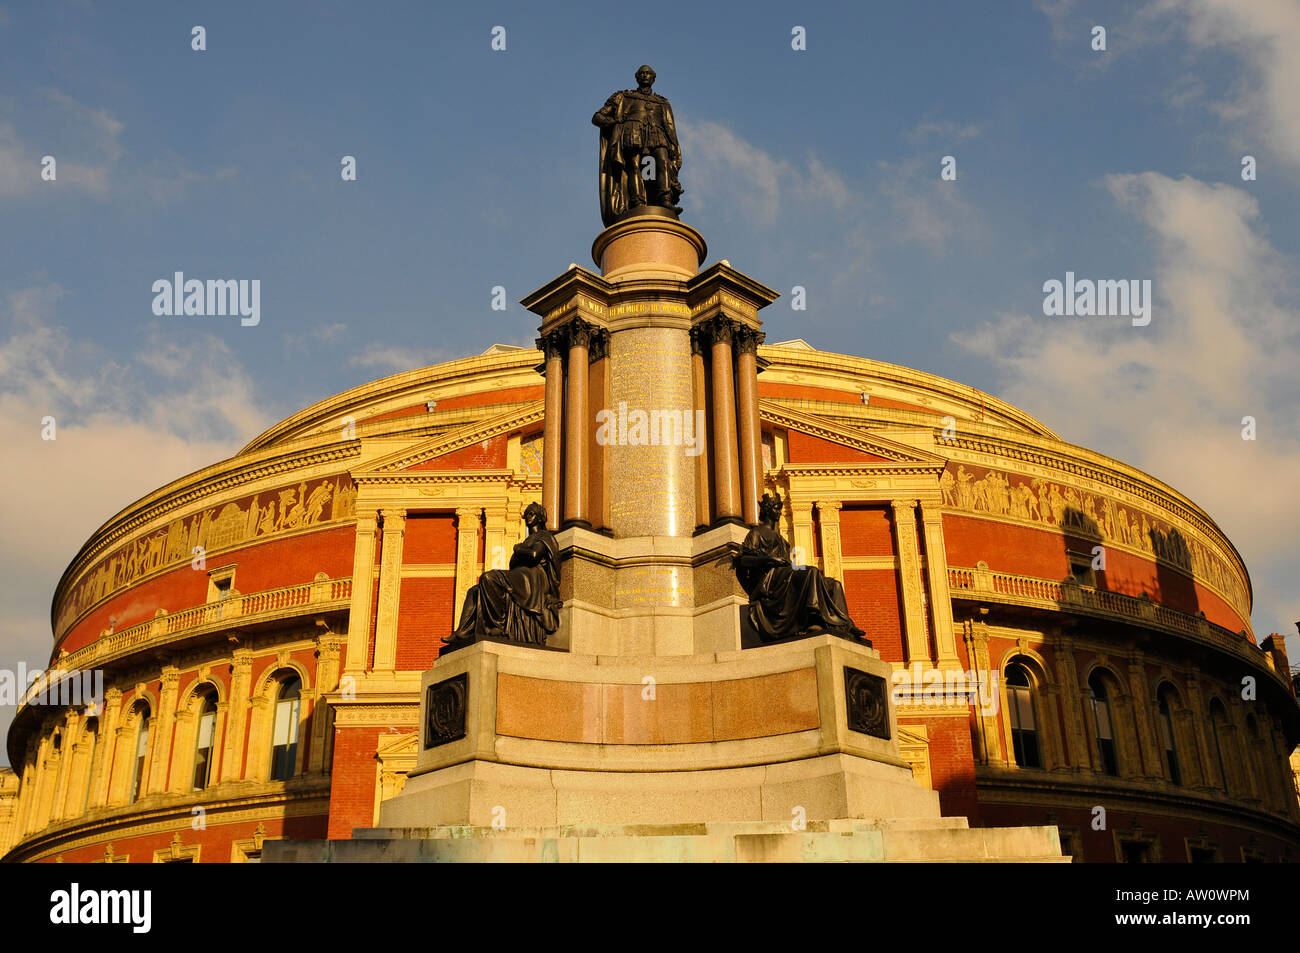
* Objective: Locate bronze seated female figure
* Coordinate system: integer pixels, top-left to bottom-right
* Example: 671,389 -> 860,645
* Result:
441,501 -> 562,651
735,492 -> 870,646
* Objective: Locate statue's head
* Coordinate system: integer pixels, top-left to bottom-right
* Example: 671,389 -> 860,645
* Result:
523,501 -> 547,528
635,65 -> 656,88
759,492 -> 783,523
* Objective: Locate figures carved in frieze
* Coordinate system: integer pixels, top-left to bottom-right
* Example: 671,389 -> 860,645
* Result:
735,492 -> 871,647
939,462 -> 1246,614
56,475 -> 358,636
441,502 -> 562,652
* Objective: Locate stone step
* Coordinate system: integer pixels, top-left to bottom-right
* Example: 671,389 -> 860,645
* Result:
271,820 -> 1061,863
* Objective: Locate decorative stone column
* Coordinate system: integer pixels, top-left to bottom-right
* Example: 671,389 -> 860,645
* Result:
372,508 -> 407,672
587,330 -> 611,532
790,500 -> 815,568
538,331 -> 565,530
453,506 -> 483,629
815,500 -> 843,581
708,318 -> 742,523
343,509 -> 379,675
310,630 -> 344,774
892,500 -> 930,664
918,504 -> 961,666
48,711 -> 78,822
147,664 -> 180,795
963,620 -> 1001,764
1053,634 -> 1087,771
220,650 -> 254,783
735,326 -> 764,525
563,321 -> 593,528
1184,676 -> 1216,792
87,687 -> 121,809
690,325 -> 712,529
1125,652 -> 1160,779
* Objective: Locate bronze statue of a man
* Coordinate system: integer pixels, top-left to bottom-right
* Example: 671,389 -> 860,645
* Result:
736,492 -> 871,646
592,65 -> 683,227
441,502 -> 561,651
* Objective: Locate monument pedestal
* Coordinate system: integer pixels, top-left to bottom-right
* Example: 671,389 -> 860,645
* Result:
264,211 -> 1066,862
264,636 -> 1065,862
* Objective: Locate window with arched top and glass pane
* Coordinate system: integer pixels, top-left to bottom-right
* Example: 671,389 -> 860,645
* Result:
270,675 -> 301,781
1088,671 -> 1119,776
1156,685 -> 1181,786
1005,662 -> 1041,768
129,706 -> 151,803
192,692 -> 218,791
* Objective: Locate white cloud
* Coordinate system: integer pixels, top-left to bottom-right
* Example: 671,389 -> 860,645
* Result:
677,119 -> 853,227
1154,0 -> 1300,168
0,285 -> 275,759
953,172 -> 1300,650
349,343 -> 454,374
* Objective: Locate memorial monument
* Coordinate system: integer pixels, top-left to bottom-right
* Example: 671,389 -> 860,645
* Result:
270,70 -> 1067,861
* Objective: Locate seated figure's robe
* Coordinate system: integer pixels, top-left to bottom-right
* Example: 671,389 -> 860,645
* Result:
446,531 -> 560,647
737,523 -> 860,642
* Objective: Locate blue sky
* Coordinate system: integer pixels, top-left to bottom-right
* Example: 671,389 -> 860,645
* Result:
3,0 -> 1299,754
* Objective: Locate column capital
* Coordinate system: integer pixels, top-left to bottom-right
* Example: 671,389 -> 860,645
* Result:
587,328 -> 610,363
815,499 -> 843,516
734,325 -> 765,355
891,499 -> 919,520
379,508 -> 406,531
566,318 -> 597,350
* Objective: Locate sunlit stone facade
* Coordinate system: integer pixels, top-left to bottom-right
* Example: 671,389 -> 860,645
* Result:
3,340 -> 1297,863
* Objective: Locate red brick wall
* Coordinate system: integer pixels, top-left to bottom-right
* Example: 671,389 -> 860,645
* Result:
785,429 -> 888,464
758,381 -> 929,413
903,714 -> 980,822
409,435 -> 507,470
942,514 -> 1247,632
395,577 -> 456,670
839,505 -> 895,557
402,513 -> 458,563
327,727 -> 379,839
843,569 -> 904,661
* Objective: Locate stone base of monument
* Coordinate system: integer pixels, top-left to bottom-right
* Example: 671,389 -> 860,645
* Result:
265,637 -> 1066,862
265,817 -> 1067,863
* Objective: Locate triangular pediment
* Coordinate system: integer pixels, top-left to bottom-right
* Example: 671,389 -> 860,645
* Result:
360,401 -> 544,475
760,399 -> 947,470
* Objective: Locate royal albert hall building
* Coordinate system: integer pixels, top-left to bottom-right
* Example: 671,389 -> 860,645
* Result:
2,338 -> 1298,863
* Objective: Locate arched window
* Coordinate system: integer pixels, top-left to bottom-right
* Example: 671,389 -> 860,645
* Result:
1006,662 -> 1041,768
192,692 -> 219,791
270,675 -> 301,782
129,706 -> 151,803
1088,671 -> 1119,776
1209,700 -> 1231,794
1156,685 -> 1181,786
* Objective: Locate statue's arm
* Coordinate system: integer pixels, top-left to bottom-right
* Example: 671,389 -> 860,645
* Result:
592,93 -> 621,128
